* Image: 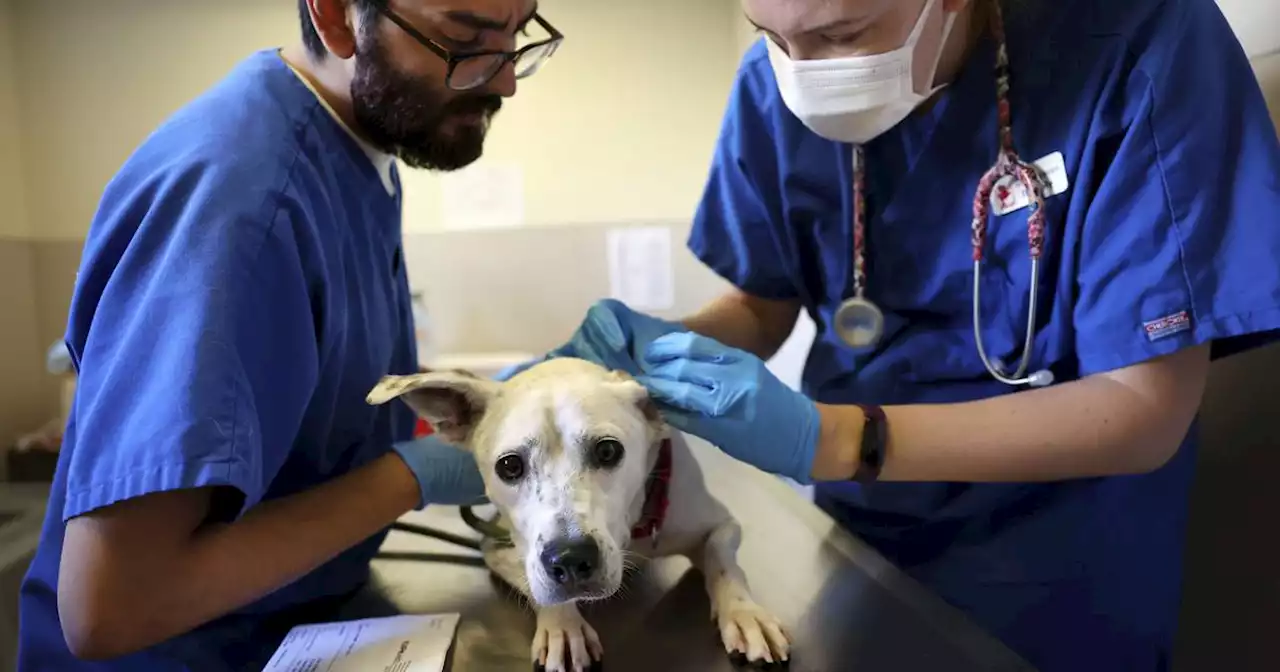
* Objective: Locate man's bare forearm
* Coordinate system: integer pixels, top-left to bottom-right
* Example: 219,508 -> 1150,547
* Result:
681,291 -> 800,361
61,452 -> 419,659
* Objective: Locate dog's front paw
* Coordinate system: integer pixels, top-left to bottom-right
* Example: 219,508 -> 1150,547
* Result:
716,600 -> 791,668
532,604 -> 604,672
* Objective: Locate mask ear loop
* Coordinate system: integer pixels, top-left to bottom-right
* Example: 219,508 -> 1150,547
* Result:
969,0 -> 1050,386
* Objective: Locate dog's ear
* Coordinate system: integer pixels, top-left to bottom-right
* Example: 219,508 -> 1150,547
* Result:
366,370 -> 499,446
604,370 -> 663,427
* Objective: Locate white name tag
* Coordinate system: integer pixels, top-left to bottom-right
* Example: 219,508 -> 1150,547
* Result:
990,151 -> 1070,216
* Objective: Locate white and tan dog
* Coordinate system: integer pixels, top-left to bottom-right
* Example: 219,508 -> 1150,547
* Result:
367,357 -> 791,672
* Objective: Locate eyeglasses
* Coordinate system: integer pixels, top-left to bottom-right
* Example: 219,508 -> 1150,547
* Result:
368,2 -> 564,91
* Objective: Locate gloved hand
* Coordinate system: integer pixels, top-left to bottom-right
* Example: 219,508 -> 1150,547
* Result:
391,435 -> 487,509
637,332 -> 821,485
560,299 -> 685,374
493,356 -> 548,382
496,299 -> 684,380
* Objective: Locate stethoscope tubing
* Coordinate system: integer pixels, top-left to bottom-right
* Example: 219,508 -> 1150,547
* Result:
972,257 -> 1052,387
375,504 -> 512,567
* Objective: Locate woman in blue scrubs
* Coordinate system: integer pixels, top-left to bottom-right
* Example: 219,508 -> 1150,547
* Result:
542,0 -> 1280,669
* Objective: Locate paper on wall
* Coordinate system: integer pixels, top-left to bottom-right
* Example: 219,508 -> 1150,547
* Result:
439,161 -> 525,230
606,226 -> 675,311
262,613 -> 460,672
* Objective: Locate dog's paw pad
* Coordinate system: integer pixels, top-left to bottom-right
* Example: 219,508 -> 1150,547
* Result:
717,602 -> 791,668
532,610 -> 604,672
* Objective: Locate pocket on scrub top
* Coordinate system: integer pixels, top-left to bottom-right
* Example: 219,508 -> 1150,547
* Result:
900,269 -> 1027,385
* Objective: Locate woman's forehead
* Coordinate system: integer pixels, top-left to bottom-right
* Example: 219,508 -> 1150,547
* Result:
742,0 -> 898,35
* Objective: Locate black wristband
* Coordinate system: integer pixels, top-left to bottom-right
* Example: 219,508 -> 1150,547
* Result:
853,404 -> 886,483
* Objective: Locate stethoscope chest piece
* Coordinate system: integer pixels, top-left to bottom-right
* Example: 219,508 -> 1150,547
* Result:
834,296 -> 885,349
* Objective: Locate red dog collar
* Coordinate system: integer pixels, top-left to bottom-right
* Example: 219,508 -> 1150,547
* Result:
630,438 -> 673,542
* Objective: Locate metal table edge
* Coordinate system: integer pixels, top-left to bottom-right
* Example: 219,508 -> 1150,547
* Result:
745,470 -> 1038,671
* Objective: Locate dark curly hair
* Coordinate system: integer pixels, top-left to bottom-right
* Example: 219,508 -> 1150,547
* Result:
298,0 -> 380,59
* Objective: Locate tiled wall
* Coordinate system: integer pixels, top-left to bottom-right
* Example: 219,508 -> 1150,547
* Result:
402,221 -> 731,357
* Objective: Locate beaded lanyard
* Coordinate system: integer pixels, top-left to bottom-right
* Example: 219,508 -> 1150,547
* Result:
848,1 -> 1048,314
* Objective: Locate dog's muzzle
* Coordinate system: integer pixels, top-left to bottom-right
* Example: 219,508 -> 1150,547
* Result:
539,535 -> 606,597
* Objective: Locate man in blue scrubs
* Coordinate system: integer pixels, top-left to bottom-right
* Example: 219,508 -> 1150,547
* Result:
541,0 -> 1280,669
18,1 -> 560,670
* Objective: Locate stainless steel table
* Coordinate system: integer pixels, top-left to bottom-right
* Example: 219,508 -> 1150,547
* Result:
360,438 -> 1036,672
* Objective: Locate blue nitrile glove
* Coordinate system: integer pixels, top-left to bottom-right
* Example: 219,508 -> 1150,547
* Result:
496,299 -> 684,380
391,435 -> 487,509
636,332 -> 821,485
494,355 -> 548,382
560,299 -> 685,374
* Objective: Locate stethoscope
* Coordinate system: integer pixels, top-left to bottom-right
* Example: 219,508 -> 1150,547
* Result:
375,502 -> 513,568
833,1 -> 1055,389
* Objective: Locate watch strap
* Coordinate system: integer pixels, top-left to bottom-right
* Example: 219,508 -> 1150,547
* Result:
853,404 -> 886,483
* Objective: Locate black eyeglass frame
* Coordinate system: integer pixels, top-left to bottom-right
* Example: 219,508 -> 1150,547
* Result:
368,2 -> 564,91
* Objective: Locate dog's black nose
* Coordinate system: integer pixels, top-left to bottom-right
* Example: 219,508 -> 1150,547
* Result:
540,537 -> 601,586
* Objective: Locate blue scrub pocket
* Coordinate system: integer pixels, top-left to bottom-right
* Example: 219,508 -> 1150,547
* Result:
896,269 -> 1028,387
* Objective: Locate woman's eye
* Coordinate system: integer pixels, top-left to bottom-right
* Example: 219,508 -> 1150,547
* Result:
821,33 -> 861,46
592,439 -> 625,469
495,454 -> 525,483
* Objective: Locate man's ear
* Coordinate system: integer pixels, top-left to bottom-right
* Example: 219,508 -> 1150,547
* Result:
305,0 -> 359,60
366,370 -> 500,446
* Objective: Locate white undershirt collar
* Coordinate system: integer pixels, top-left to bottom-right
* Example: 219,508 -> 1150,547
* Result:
280,53 -> 397,197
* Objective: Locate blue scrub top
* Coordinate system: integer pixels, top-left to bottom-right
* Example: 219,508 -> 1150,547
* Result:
690,0 -> 1280,669
18,50 -> 419,671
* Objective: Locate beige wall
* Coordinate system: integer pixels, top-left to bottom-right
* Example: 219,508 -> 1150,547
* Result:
734,6 -> 761,56
0,0 -> 28,239
11,0 -> 301,242
399,0 -> 739,232
10,0 -> 740,241
1216,0 -> 1280,59
0,241 -> 46,448
0,0 -> 45,448
0,0 -> 748,441
1254,52 -> 1280,126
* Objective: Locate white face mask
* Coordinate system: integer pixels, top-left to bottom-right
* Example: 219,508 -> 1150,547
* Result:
767,0 -> 959,144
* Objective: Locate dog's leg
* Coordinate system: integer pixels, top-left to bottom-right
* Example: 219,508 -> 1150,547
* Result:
529,602 -> 603,672
482,542 -> 603,672
699,521 -> 791,666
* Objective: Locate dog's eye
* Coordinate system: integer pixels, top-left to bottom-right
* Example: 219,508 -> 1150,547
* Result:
592,439 -> 625,469
495,454 -> 525,483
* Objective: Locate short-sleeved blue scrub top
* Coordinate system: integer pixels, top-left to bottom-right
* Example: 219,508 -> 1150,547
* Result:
18,49 -> 420,671
688,1 -> 1280,670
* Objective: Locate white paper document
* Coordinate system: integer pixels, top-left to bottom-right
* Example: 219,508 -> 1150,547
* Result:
439,161 -> 525,230
262,613 -> 460,672
606,226 -> 675,311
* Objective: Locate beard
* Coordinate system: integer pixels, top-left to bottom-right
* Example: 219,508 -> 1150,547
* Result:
350,33 -> 503,171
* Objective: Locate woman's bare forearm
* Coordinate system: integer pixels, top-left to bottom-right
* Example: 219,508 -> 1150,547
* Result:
681,290 -> 801,361
809,345 -> 1211,483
